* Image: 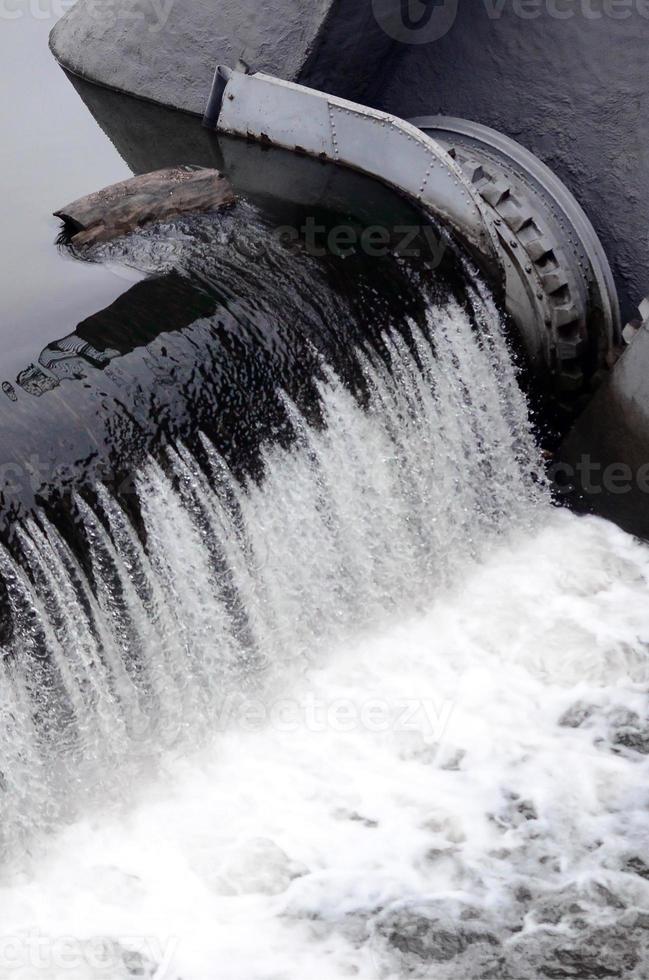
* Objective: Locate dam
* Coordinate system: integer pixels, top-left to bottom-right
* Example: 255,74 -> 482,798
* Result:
0,3 -> 648,978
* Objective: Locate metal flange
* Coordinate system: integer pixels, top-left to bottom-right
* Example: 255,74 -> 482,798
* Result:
411,116 -> 620,400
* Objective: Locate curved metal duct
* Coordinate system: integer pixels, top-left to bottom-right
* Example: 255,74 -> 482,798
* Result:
205,67 -> 620,403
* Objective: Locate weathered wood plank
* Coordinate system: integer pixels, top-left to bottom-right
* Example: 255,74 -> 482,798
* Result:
54,165 -> 236,246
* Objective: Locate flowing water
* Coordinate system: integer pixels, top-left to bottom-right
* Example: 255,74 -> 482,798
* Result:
1,266 -> 649,977
2,19 -> 649,979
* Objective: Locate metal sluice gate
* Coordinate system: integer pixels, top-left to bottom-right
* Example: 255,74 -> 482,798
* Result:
204,65 -> 620,406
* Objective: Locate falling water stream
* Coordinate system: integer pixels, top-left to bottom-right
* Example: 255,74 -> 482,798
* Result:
0,59 -> 648,972
0,277 -> 543,848
1,229 -> 649,977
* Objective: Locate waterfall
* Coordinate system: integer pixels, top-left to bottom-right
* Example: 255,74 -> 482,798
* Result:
2,238 -> 649,980
0,289 -> 544,859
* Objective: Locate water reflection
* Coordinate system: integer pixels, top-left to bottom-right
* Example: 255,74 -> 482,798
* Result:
66,70 -> 225,176
9,271 -> 217,398
0,17 -> 132,377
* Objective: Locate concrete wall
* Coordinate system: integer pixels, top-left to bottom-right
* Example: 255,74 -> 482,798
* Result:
376,0 -> 649,323
559,323 -> 649,538
49,0 -> 394,116
49,0 -> 328,114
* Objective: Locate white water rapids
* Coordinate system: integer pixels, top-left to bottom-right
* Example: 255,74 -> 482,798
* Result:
1,294 -> 649,978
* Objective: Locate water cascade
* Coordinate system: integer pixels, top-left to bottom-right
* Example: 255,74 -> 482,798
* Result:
1,254 -> 649,977
0,277 -> 543,855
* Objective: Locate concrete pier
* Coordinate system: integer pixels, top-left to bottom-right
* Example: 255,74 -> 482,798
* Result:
559,317 -> 649,538
49,0 -> 392,114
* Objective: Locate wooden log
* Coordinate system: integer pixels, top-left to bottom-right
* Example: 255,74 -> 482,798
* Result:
54,165 -> 236,246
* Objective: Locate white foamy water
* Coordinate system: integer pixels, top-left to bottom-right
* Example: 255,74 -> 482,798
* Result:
1,296 -> 649,978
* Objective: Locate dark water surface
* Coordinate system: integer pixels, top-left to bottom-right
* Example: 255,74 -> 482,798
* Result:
0,15 -> 134,376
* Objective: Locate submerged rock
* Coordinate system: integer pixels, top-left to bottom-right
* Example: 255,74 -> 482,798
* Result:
508,924 -> 642,979
218,837 -> 309,896
558,700 -> 597,728
54,165 -> 235,246
373,899 -> 503,976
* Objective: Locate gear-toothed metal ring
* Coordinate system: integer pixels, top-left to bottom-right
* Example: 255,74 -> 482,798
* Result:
410,116 -> 620,404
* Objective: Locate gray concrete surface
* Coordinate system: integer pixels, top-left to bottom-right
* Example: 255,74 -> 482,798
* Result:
49,0 -> 392,115
49,0 -> 331,114
559,324 -> 649,537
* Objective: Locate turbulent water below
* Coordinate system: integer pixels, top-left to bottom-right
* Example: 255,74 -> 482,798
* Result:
1,287 -> 649,979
